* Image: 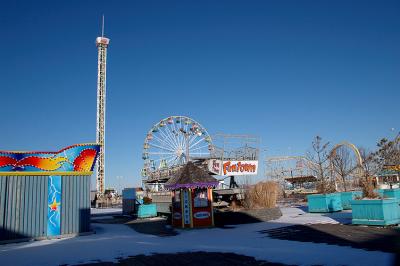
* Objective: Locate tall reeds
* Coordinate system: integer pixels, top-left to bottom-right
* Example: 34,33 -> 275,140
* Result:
244,181 -> 278,209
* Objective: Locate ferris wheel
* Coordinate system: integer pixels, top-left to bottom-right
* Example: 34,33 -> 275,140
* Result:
141,116 -> 213,177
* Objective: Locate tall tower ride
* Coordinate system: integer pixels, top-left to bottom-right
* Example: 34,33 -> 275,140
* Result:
95,17 -> 110,195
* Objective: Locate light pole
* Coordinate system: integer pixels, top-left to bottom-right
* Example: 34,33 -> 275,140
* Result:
116,176 -> 123,194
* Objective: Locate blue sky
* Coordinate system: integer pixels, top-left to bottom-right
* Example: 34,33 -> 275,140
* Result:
1,1 -> 399,190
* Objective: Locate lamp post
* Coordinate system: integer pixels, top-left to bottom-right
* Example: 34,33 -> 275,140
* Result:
116,176 -> 123,194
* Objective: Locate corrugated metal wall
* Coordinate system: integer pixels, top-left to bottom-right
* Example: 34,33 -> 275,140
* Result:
0,175 -> 91,242
61,175 -> 91,235
0,176 -> 48,241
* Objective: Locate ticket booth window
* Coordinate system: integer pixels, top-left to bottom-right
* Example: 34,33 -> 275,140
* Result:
194,188 -> 209,207
173,190 -> 181,208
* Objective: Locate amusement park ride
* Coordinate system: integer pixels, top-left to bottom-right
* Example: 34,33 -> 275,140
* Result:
141,116 -> 260,192
265,142 -> 367,192
265,156 -> 317,186
95,16 -> 109,195
91,19 -> 259,196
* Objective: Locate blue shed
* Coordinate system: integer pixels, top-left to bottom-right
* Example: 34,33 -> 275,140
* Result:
0,144 -> 100,243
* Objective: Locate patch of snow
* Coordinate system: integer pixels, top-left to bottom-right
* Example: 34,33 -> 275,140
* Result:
0,207 -> 394,266
276,207 -> 352,225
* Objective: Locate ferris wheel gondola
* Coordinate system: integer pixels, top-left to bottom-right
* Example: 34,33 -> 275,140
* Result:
141,116 -> 213,177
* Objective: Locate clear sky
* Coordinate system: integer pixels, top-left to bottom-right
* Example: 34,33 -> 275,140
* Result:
1,0 -> 399,190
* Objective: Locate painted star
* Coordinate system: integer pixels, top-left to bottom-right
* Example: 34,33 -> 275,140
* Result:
49,199 -> 60,211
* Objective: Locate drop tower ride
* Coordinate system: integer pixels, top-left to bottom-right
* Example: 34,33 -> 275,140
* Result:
95,17 -> 109,195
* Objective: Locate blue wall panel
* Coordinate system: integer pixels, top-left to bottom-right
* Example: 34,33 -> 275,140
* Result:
47,176 -> 61,236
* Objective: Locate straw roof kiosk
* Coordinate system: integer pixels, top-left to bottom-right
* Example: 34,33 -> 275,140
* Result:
165,162 -> 218,228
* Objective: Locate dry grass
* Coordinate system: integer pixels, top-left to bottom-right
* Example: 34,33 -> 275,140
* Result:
361,176 -> 379,199
243,181 -> 278,209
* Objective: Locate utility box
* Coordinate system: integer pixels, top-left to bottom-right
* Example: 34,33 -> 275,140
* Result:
122,188 -> 137,215
122,188 -> 136,200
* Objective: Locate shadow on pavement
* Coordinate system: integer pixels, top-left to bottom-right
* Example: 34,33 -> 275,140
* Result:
125,218 -> 178,237
321,211 -> 353,224
214,207 -> 282,227
259,223 -> 400,254
78,251 -> 294,266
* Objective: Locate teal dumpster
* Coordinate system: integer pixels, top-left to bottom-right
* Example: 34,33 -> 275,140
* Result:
307,193 -> 343,213
351,198 -> 400,226
340,191 -> 363,209
383,189 -> 400,201
137,204 -> 157,218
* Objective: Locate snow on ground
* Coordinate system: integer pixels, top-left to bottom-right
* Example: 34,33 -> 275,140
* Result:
0,207 -> 395,266
277,207 -> 353,225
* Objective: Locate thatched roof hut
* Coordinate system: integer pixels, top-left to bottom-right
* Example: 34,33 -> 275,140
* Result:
165,161 -> 218,190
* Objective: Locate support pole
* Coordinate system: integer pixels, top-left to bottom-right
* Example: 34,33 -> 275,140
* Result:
189,188 -> 193,228
209,187 -> 214,227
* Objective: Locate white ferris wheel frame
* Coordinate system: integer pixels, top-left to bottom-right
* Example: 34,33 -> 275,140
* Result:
142,116 -> 212,176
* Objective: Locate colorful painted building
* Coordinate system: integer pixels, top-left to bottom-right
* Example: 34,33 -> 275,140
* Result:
0,144 -> 99,242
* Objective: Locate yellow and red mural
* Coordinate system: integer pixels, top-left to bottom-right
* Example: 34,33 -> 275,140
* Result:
0,143 -> 100,173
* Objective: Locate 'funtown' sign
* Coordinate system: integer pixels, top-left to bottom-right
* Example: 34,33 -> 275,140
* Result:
208,159 -> 258,176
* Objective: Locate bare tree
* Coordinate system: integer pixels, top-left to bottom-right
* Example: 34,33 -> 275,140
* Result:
331,147 -> 358,192
374,134 -> 400,168
359,148 -> 379,177
358,148 -> 379,198
307,136 -> 332,194
364,134 -> 400,190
